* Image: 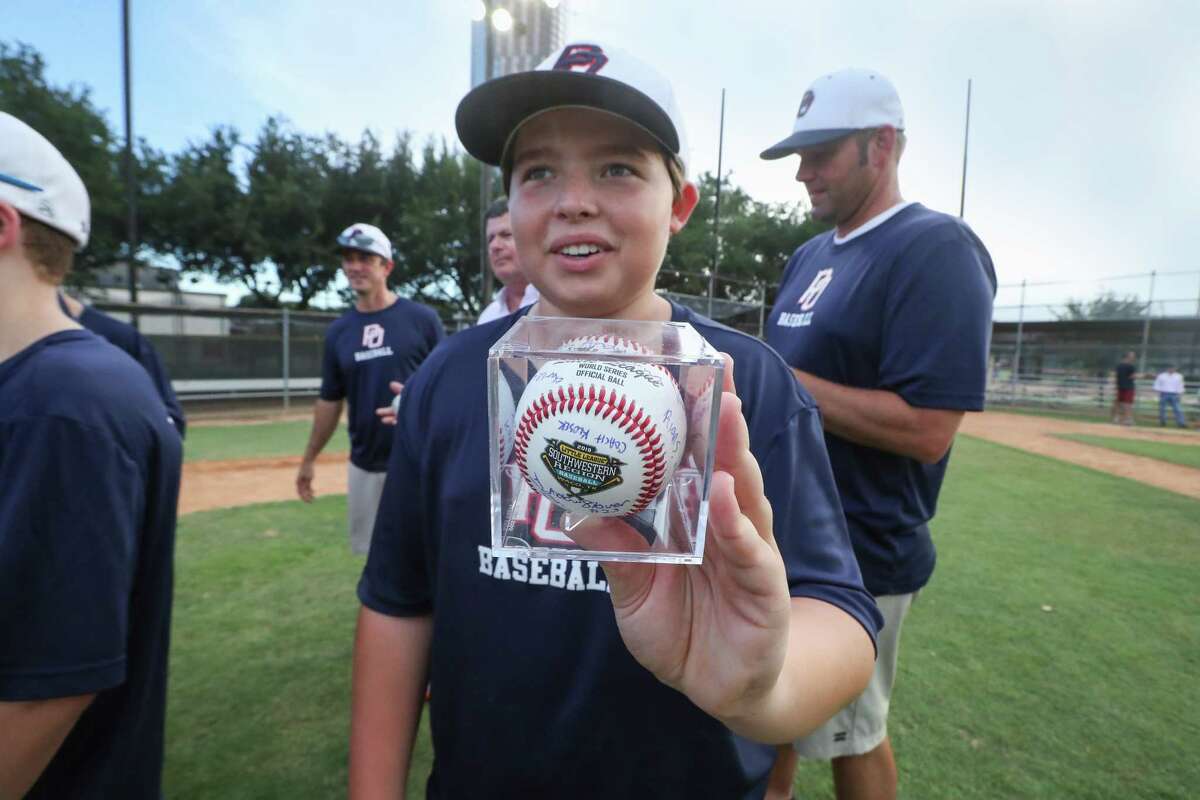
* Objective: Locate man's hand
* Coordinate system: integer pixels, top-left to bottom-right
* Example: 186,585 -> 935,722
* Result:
296,459 -> 316,503
375,382 -> 405,426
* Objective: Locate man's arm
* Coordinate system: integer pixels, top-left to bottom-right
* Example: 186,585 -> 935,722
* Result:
348,608 -> 432,800
792,368 -> 964,464
296,399 -> 343,502
0,694 -> 94,798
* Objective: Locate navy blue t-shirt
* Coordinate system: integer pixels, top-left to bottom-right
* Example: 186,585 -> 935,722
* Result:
1116,362 -> 1136,391
59,296 -> 187,438
0,330 -> 181,799
766,203 -> 996,595
320,298 -> 445,471
359,302 -> 880,800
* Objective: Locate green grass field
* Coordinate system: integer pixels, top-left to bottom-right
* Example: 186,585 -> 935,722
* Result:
1053,433 -> 1200,470
184,420 -> 348,462
164,435 -> 1200,799
988,403 -> 1198,429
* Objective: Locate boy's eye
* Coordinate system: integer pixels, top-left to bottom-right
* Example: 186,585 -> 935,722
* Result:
603,163 -> 636,178
520,165 -> 552,182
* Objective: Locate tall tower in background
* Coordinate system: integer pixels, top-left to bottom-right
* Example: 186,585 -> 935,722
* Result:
471,1 -> 565,87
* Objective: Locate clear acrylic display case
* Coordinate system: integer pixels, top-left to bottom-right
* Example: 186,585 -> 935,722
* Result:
488,316 -> 724,565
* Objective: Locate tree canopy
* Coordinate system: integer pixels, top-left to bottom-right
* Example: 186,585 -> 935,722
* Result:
2,40 -> 823,317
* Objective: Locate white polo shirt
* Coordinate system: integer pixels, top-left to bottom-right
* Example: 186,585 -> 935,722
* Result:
477,284 -> 539,325
1153,371 -> 1185,394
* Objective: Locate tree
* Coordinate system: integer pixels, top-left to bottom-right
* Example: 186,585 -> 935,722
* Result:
1055,291 -> 1150,321
665,172 -> 827,303
0,41 -> 163,280
390,141 -> 485,321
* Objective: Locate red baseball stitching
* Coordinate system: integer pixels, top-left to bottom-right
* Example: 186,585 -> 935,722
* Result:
559,334 -> 653,355
513,382 -> 668,514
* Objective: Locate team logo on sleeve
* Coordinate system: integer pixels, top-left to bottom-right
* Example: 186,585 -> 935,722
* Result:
553,44 -> 609,74
777,268 -> 833,328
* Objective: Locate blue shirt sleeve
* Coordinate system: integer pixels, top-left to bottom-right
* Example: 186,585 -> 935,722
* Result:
133,335 -> 187,439
0,419 -> 142,700
427,308 -> 447,351
357,373 -> 434,616
878,227 -> 996,411
319,325 -> 346,402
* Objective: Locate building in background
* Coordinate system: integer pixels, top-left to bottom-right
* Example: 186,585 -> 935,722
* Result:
75,263 -> 228,336
471,0 -> 565,86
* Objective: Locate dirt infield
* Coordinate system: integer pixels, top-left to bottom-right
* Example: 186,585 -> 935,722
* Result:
180,453 -> 349,515
961,411 -> 1200,499
177,410 -> 1198,515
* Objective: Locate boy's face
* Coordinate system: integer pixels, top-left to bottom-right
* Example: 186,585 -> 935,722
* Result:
507,108 -> 695,319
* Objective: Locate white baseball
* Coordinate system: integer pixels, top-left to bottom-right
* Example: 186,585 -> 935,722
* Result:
512,356 -> 686,518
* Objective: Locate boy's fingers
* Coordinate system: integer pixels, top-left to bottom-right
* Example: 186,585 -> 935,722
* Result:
712,394 -> 773,547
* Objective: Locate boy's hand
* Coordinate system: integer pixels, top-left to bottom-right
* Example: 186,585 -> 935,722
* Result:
577,355 -> 792,723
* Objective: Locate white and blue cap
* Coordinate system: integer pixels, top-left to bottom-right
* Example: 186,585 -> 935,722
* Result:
760,68 -> 904,159
455,40 -> 689,180
336,222 -> 392,261
0,112 -> 91,249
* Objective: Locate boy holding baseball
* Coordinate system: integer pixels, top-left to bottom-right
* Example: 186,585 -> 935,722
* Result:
350,41 -> 881,799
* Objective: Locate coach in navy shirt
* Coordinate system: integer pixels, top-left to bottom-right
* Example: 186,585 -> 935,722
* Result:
296,222 -> 444,554
760,70 -> 996,798
0,113 -> 181,799
59,292 -> 187,437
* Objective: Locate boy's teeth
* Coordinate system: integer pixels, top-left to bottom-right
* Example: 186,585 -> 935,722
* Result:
561,243 -> 601,256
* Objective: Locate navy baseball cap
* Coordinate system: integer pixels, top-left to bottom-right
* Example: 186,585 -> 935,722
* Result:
455,40 -> 689,176
761,68 -> 905,159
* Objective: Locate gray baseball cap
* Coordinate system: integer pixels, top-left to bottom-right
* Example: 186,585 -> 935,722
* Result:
0,112 -> 91,249
761,68 -> 904,159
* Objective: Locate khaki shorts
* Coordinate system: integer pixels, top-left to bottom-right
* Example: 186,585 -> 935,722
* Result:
793,592 -> 916,760
347,463 -> 387,555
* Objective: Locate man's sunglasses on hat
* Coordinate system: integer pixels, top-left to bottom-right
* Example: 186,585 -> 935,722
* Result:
337,230 -> 378,251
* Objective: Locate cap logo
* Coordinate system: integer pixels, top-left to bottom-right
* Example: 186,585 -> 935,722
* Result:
0,172 -> 44,192
797,90 -> 815,118
38,199 -> 56,219
553,44 -> 608,74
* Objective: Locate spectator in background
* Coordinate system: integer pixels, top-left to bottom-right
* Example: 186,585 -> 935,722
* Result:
476,197 -> 537,324
58,292 -> 186,438
1113,351 -> 1138,426
1153,365 -> 1186,428
296,222 -> 444,555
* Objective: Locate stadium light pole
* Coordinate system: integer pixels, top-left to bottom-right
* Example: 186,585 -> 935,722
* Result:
122,0 -> 140,327
707,88 -> 726,319
959,78 -> 972,219
477,1 -> 499,314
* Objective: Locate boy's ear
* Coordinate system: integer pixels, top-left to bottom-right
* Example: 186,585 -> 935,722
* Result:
669,182 -> 700,235
0,202 -> 22,251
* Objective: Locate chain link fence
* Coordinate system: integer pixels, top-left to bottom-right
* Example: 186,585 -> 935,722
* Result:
988,270 -> 1200,419
93,268 -> 1200,421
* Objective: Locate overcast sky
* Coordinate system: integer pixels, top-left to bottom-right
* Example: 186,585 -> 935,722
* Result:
8,0 -> 1200,315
